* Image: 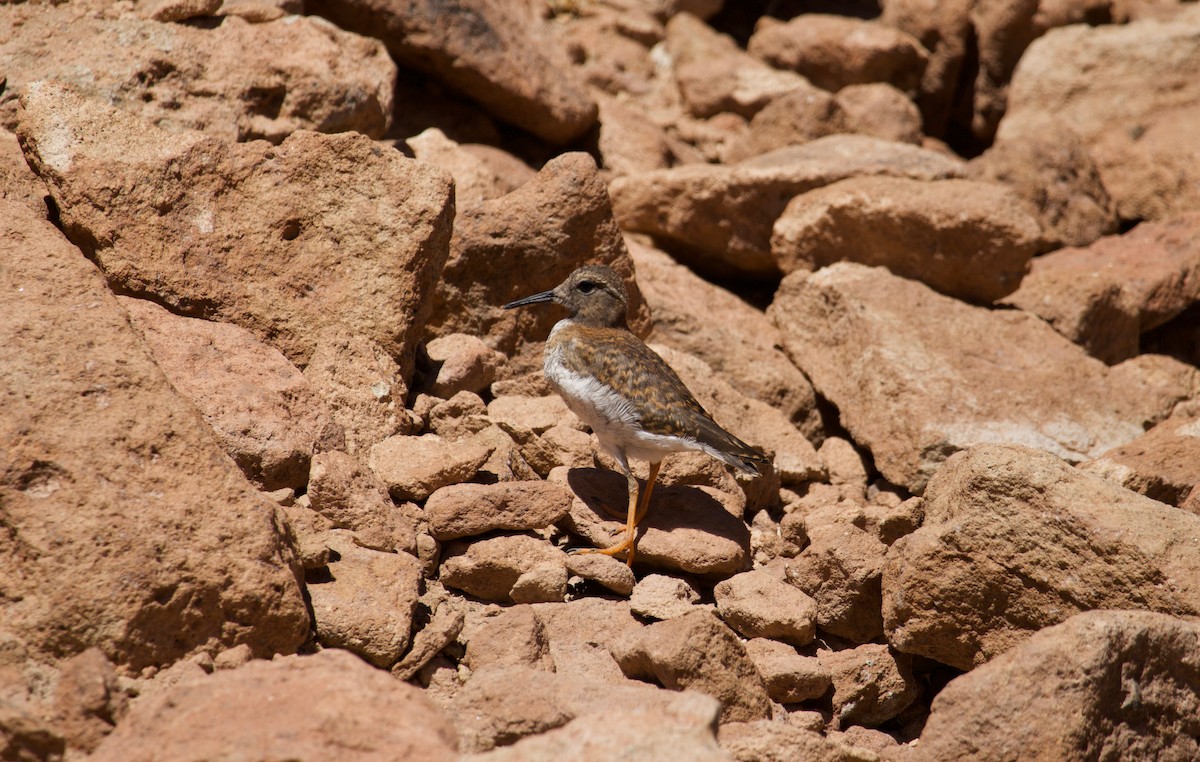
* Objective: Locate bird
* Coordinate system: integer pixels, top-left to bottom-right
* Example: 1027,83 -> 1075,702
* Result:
503,264 -> 770,567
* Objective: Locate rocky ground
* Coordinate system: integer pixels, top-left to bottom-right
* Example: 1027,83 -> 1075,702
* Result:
3,0 -> 1200,759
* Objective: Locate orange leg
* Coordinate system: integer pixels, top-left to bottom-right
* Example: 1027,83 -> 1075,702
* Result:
574,461 -> 662,567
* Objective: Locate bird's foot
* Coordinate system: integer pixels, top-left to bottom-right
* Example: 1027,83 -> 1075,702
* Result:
570,538 -> 636,566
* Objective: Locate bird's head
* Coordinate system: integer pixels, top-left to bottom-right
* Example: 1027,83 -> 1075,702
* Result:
503,265 -> 629,329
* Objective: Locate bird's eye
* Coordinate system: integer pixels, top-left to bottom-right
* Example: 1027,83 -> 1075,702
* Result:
577,280 -> 596,294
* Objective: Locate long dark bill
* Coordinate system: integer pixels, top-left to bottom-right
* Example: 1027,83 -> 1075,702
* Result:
503,290 -> 556,310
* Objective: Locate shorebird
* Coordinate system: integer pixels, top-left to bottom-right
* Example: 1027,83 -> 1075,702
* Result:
504,264 -> 769,566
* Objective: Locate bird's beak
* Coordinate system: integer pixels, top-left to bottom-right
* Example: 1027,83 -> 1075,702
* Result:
503,289 -> 557,309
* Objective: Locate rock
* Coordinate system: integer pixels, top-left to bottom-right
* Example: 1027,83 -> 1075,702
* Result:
49,648 -> 124,754
556,466 -> 750,576
425,481 -> 573,541
429,152 -> 649,379
121,297 -> 331,491
594,94 -> 703,177
998,8 -> 1200,220
718,720 -> 881,762
422,333 -> 506,398
391,594 -> 466,682
630,574 -> 707,620
880,0 -> 972,136
439,534 -> 568,603
918,610 -> 1200,761
0,128 -> 46,214
0,199 -> 308,671
610,135 -> 964,279
714,568 -> 817,646
819,644 -> 918,728
307,534 -> 422,668
785,511 -> 888,643
665,12 -> 810,118
835,83 -> 924,145
966,122 -> 1118,250
0,702 -> 65,762
216,0 -> 301,22
720,81 -> 844,163
89,650 -> 457,762
486,395 -> 572,436
564,554 -> 637,596
308,0 -> 596,143
742,639 -> 831,705
961,0 -> 1039,144
473,424 -> 542,483
628,240 -> 821,432
308,450 -> 419,554
463,605 -> 553,673
612,610 -> 771,724
532,597 -> 646,683
819,437 -> 869,497
883,444 -> 1200,669
0,6 -> 395,140
406,129 -> 533,210
1002,214 -> 1200,364
511,561 -> 571,605
769,263 -> 1198,493
749,14 -> 928,95
1081,401 -> 1200,508
368,434 -> 492,502
17,82 -> 453,380
771,176 -> 1040,303
450,664 -> 720,753
303,330 -> 413,454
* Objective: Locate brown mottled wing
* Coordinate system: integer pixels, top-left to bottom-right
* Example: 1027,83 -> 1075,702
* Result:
563,327 -> 769,472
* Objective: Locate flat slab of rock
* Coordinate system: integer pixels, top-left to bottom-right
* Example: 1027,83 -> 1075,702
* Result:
1003,214 -> 1200,363
122,297 -> 330,491
1081,401 -> 1200,509
17,82 -> 453,381
0,6 -> 395,140
308,0 -> 596,143
0,200 -> 308,671
769,262 -> 1199,493
609,134 -> 964,278
998,8 -> 1200,221
630,574 -> 707,621
713,568 -> 817,646
89,650 -> 456,761
425,481 -> 573,541
918,610 -> 1200,761
771,176 -> 1040,302
883,444 -> 1200,669
369,434 -> 492,502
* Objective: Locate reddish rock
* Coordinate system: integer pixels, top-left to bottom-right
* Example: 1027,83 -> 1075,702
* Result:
714,568 -> 818,646
963,0 -> 1040,144
883,444 -> 1200,669
917,610 -> 1200,761
818,644 -> 918,728
769,263 -> 1198,493
428,152 -> 649,379
0,128 -> 45,213
836,83 -> 924,145
531,597 -> 647,683
564,553 -> 637,596
665,12 -> 809,118
1003,214 -> 1200,364
462,604 -> 553,673
998,9 -> 1200,220
718,719 -> 881,761
308,450 -> 419,554
439,534 -> 568,603
0,5 -> 394,141
89,650 -> 457,762
17,82 -> 453,380
610,135 -> 964,279
368,434 -> 492,502
749,14 -> 928,95
630,574 -> 707,621
425,481 -> 573,541
966,123 -> 1118,250
49,648 -> 124,754
614,610 -> 771,724
422,333 -> 507,398
307,534 -> 422,668
880,0 -> 972,136
486,395 -> 572,436
121,297 -> 331,491
308,0 -> 597,143
406,129 -> 533,210
0,199 -> 308,671
1082,400 -> 1200,508
742,639 -> 830,705
772,176 -> 1040,302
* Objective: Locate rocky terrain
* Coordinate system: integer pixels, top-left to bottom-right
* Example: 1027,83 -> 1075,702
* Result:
2,0 -> 1200,759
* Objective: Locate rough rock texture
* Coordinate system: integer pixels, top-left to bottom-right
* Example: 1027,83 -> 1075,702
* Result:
613,610 -> 771,724
749,14 -> 929,95
1081,400 -> 1200,508
89,650 -> 457,761
884,444 -> 1200,669
425,481 -> 574,540
422,333 -> 507,398
770,263 -> 1198,493
880,0 -> 972,136
714,568 -> 817,646
771,176 -> 1041,302
308,0 -> 597,143
718,720 -> 881,762
429,152 -> 649,378
0,199 -> 308,672
307,450 -> 419,555
918,610 -> 1200,761
369,434 -> 492,502
121,297 -> 331,491
1003,214 -> 1200,364
439,535 -> 568,604
406,129 -> 534,211
999,8 -> 1200,221
743,639 -> 830,705
17,82 -> 453,379
610,135 -> 964,278
630,574 -> 706,621
0,5 -> 395,141
818,644 -> 918,728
